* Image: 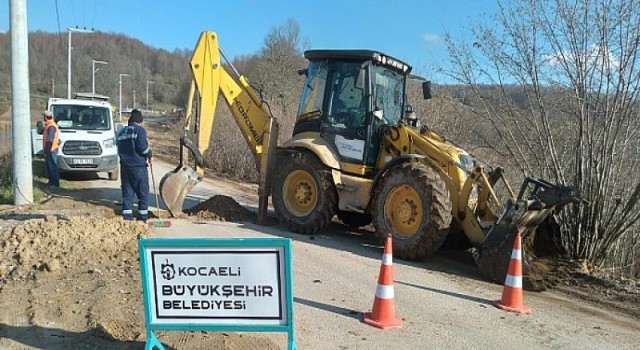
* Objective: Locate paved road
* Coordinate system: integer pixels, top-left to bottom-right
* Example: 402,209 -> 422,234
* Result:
84,159 -> 639,350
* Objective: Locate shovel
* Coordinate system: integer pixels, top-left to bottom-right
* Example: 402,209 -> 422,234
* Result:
148,162 -> 171,228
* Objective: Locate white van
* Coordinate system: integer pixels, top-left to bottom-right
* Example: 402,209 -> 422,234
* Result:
33,93 -> 120,180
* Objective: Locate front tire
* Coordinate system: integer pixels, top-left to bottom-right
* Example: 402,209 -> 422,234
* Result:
272,152 -> 338,234
108,165 -> 119,181
372,162 -> 452,260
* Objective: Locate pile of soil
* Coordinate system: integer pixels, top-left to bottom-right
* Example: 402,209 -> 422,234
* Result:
185,195 -> 256,222
0,215 -> 150,287
0,213 -> 152,344
0,205 -> 279,348
534,258 -> 640,317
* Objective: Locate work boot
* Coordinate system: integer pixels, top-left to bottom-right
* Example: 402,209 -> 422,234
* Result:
137,216 -> 148,223
122,215 -> 134,221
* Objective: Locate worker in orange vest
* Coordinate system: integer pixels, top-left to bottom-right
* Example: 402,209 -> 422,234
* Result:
42,110 -> 60,188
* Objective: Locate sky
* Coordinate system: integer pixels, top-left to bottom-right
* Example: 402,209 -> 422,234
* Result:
1,0 -> 498,80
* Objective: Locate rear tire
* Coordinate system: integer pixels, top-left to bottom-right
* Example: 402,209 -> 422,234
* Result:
272,152 -> 338,234
372,162 -> 452,260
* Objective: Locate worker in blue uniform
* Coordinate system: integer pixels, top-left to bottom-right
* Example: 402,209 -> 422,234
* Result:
116,109 -> 153,221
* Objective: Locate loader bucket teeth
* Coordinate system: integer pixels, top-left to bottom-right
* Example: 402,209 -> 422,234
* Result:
159,166 -> 201,217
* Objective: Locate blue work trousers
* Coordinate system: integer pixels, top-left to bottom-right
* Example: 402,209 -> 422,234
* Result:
45,150 -> 60,187
121,166 -> 149,220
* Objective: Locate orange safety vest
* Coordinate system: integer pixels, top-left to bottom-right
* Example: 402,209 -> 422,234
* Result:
42,119 -> 60,152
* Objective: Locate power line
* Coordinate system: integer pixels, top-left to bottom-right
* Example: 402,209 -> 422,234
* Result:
55,0 -> 64,50
71,0 -> 77,27
91,0 -> 96,30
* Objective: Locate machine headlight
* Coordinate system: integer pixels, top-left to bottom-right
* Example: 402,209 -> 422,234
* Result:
104,137 -> 116,148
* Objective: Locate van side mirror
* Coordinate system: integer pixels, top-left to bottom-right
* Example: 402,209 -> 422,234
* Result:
35,120 -> 45,135
422,81 -> 432,100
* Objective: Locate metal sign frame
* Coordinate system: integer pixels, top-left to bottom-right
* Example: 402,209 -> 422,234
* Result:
138,237 -> 297,350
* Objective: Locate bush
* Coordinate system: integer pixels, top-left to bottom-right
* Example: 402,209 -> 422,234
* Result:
0,152 -> 11,186
0,152 -> 49,204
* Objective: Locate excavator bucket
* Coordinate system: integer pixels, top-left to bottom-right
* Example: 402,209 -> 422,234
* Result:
474,179 -> 584,290
159,166 -> 201,217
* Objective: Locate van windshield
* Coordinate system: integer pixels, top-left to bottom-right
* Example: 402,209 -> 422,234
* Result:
52,105 -> 111,131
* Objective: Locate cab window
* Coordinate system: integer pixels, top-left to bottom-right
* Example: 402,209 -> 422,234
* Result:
297,61 -> 328,121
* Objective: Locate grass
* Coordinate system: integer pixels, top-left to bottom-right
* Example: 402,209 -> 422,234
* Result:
0,153 -> 62,204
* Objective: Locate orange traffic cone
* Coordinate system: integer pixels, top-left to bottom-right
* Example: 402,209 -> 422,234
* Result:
493,231 -> 531,314
363,234 -> 402,329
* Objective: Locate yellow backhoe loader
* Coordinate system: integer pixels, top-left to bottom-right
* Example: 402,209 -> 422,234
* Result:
160,31 -> 582,288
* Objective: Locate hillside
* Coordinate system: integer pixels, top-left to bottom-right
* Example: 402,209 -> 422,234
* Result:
0,31 -> 192,112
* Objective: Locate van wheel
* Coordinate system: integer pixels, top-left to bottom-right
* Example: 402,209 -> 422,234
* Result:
108,167 -> 119,181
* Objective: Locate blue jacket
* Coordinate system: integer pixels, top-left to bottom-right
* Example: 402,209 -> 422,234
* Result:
116,122 -> 152,168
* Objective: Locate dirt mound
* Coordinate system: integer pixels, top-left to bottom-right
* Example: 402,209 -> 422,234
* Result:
526,257 -> 577,290
0,213 -> 280,348
185,195 -> 255,222
0,215 -> 150,285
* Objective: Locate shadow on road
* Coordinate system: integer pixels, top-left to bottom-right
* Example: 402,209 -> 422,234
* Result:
395,281 -> 492,305
239,219 -> 384,261
294,297 -> 362,320
0,323 -> 169,350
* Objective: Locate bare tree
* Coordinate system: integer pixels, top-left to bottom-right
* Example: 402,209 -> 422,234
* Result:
445,0 -> 640,276
248,19 -> 307,136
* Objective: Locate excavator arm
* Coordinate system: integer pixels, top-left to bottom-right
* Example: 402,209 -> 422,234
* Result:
159,31 -> 278,223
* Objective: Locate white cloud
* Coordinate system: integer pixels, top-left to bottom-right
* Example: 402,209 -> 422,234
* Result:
543,44 -> 620,71
423,33 -> 442,44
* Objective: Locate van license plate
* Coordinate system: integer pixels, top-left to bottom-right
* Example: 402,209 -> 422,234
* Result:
72,158 -> 94,165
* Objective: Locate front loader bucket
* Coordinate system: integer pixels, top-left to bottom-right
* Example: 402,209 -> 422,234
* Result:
474,179 -> 584,290
159,166 -> 201,217
474,217 -> 563,291
474,217 -> 521,286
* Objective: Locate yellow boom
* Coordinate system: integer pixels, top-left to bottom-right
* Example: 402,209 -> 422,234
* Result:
159,31 -> 278,222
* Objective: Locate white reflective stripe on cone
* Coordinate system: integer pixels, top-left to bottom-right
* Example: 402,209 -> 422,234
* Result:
511,249 -> 522,260
375,284 -> 395,299
505,274 -> 522,288
382,253 -> 393,266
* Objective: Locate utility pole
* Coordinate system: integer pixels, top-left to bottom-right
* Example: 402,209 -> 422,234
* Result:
119,73 -> 131,121
133,89 -> 136,109
51,78 -> 55,97
67,27 -> 93,98
146,80 -> 155,111
10,0 -> 34,204
91,59 -> 108,94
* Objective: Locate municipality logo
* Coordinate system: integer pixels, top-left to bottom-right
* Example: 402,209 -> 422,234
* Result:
161,259 -> 175,280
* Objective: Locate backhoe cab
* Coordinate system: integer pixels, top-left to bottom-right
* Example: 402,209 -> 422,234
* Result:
160,31 -> 583,289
